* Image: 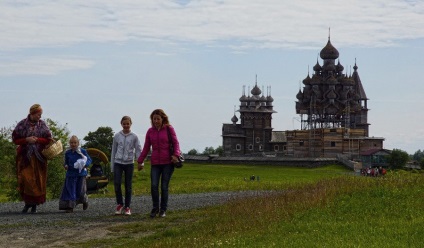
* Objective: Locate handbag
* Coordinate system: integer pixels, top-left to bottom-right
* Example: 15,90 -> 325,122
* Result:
42,139 -> 63,160
167,126 -> 184,168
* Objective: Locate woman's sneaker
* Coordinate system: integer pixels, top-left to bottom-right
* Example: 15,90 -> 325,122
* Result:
115,204 -> 124,215
150,208 -> 159,218
124,207 -> 131,216
159,210 -> 166,217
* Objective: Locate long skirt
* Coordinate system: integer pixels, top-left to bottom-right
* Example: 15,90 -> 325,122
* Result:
16,154 -> 47,205
59,176 -> 88,210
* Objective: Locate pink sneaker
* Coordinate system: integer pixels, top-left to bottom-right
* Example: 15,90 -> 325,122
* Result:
124,207 -> 131,216
115,204 -> 124,215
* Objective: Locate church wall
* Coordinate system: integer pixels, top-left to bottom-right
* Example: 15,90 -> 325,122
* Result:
284,128 -> 380,158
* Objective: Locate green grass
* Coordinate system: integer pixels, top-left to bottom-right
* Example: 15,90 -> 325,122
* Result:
93,162 -> 350,198
4,163 -> 422,247
74,167 -> 424,248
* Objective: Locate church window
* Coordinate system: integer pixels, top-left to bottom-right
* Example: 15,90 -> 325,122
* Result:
255,137 -> 260,143
248,144 -> 253,150
331,141 -> 336,147
299,141 -> 304,146
259,145 -> 263,151
236,144 -> 241,151
274,145 -> 279,151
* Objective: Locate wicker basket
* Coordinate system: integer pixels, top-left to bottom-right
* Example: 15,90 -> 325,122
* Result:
42,139 -> 63,160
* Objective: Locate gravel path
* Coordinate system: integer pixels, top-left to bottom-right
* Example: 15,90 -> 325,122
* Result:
0,191 -> 265,247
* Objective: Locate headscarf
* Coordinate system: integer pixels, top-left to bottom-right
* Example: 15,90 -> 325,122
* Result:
66,136 -> 88,173
29,104 -> 42,115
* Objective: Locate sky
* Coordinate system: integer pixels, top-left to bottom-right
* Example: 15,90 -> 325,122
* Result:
1,0 -> 424,154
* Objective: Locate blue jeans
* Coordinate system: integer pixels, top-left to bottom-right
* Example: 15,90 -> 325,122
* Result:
150,164 -> 174,211
114,163 -> 134,208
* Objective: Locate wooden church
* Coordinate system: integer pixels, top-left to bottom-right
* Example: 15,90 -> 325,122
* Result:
222,36 -> 385,159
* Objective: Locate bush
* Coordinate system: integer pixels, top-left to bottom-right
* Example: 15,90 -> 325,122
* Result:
47,155 -> 66,199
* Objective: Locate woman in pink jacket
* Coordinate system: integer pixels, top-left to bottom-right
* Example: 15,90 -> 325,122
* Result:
137,109 -> 181,218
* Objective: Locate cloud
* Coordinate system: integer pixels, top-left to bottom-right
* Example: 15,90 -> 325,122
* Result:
0,0 -> 423,52
0,57 -> 95,76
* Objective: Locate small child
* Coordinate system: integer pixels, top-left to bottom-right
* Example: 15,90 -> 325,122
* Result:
111,116 -> 142,215
59,135 -> 92,213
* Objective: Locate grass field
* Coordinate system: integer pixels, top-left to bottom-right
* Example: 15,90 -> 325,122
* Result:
3,163 -> 423,247
71,164 -> 424,247
94,162 -> 351,198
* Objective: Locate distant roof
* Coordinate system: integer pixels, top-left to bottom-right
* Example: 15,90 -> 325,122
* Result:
360,148 -> 391,156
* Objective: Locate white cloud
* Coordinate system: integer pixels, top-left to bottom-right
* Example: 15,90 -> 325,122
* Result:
0,0 -> 423,51
0,57 -> 95,76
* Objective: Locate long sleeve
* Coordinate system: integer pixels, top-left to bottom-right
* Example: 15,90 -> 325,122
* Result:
110,134 -> 118,172
36,137 -> 50,145
134,135 -> 142,162
137,130 -> 151,163
82,149 -> 92,167
168,125 -> 181,156
13,137 -> 27,145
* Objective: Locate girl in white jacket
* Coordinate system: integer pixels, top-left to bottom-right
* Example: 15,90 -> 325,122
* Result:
111,116 -> 142,215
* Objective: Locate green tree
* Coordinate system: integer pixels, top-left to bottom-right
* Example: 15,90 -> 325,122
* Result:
387,149 -> 409,169
420,158 -> 424,168
0,127 -> 15,190
45,118 -> 71,150
82,126 -> 114,159
45,119 -> 70,199
215,146 -> 223,156
187,149 -> 198,155
202,146 -> 215,155
412,149 -> 424,161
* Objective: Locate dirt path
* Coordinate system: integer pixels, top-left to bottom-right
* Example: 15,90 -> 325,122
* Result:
0,191 -> 265,247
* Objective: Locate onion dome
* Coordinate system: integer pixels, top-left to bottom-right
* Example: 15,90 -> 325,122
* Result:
320,39 -> 339,60
250,94 -> 259,101
323,63 -> 336,72
249,95 -> 257,106
239,94 -> 247,102
326,75 -> 338,85
231,114 -> 238,123
296,90 -> 304,100
251,84 -> 261,96
313,60 -> 322,72
336,60 -> 344,72
310,74 -> 321,85
267,96 -> 274,107
302,74 -> 312,85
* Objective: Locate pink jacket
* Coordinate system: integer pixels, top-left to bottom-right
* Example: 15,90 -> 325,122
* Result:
137,125 -> 181,165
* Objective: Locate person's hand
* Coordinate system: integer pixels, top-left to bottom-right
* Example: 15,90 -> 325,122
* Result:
64,165 -> 68,170
137,163 -> 144,171
171,155 -> 178,164
26,136 -> 38,144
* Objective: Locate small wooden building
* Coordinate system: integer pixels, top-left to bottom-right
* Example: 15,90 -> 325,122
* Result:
360,148 -> 391,168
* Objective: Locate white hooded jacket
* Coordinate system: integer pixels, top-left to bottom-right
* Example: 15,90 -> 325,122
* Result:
111,131 -> 142,172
